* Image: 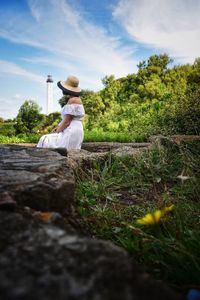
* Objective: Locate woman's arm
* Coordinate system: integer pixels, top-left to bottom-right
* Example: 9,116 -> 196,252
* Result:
53,98 -> 82,133
55,115 -> 73,133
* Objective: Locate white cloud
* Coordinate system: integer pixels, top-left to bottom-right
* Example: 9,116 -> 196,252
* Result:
29,0 -> 41,21
0,91 -> 49,119
0,60 -> 45,84
0,95 -> 24,119
14,94 -> 22,99
20,56 -> 105,89
0,0 -> 137,85
0,61 -> 46,119
113,0 -> 200,63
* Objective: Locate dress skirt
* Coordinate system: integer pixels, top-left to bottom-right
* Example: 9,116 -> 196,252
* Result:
37,120 -> 84,150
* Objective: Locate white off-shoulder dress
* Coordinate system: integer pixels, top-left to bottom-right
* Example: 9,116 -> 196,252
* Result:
37,103 -> 85,150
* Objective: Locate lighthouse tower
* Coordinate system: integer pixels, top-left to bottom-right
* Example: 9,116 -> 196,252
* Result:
46,75 -> 53,115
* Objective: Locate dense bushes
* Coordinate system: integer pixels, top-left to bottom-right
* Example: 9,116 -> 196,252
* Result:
80,54 -> 199,137
14,100 -> 42,134
157,86 -> 200,135
175,86 -> 200,134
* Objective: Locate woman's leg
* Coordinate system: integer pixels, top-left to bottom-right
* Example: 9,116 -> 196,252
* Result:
37,133 -> 60,148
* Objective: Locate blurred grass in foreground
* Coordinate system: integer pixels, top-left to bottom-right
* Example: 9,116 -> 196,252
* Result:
75,140 -> 200,293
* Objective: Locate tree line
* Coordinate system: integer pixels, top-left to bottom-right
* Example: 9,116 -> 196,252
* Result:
12,54 -> 200,138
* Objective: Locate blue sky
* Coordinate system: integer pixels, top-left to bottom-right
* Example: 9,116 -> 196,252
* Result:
0,0 -> 200,119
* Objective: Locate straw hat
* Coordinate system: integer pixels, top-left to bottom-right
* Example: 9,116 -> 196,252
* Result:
57,75 -> 81,96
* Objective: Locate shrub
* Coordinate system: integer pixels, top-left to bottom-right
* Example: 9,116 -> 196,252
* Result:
14,100 -> 42,134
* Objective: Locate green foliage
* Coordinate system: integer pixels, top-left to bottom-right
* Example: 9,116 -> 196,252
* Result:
58,95 -> 70,108
44,112 -> 61,125
101,75 -> 116,87
14,100 -> 42,134
169,86 -> 200,134
16,133 -> 41,143
84,129 -> 145,142
188,58 -> 200,87
0,134 -> 25,143
39,112 -> 61,133
4,118 -> 14,123
0,133 -> 41,143
82,90 -> 105,130
1,53 -> 200,141
78,53 -> 199,138
0,122 -> 15,136
75,141 -> 200,292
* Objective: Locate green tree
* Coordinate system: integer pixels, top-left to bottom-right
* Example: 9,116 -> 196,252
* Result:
101,75 -> 115,87
174,85 -> 200,134
4,118 -> 14,123
147,54 -> 172,72
134,54 -> 173,102
14,100 -> 42,134
38,112 -> 61,133
100,75 -> 122,106
122,74 -> 137,101
187,58 -> 200,88
81,90 -> 105,130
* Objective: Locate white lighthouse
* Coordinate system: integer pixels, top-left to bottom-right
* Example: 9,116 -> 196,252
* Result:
46,75 -> 53,115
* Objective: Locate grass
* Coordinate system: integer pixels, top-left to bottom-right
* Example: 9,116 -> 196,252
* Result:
0,122 -> 41,144
0,133 -> 41,144
75,140 -> 200,293
0,129 -> 147,144
84,129 -> 147,142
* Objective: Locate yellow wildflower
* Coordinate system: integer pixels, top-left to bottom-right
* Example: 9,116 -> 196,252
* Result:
162,204 -> 174,213
136,204 -> 174,225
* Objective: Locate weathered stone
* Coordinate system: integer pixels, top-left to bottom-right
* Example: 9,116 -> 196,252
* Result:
0,211 -> 181,300
148,135 -> 166,143
0,145 -> 74,213
149,135 -> 200,144
112,146 -> 148,157
67,145 -> 150,169
48,147 -> 68,156
16,142 -> 151,169
0,191 -> 17,211
67,149 -> 109,169
82,142 -> 151,152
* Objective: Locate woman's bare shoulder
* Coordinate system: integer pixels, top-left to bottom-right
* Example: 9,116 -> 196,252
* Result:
68,97 -> 82,105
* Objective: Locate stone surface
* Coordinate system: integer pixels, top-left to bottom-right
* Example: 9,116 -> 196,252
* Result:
82,142 -> 151,152
67,144 -> 150,169
67,149 -> 109,169
0,211 -> 181,300
0,145 -> 74,213
16,142 -> 151,169
149,135 -> 200,144
112,146 -> 148,157
0,191 -> 17,211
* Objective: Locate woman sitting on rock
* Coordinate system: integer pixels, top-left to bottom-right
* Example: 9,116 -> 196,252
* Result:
37,75 -> 85,150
